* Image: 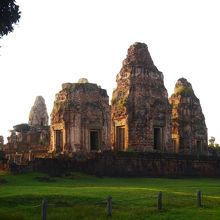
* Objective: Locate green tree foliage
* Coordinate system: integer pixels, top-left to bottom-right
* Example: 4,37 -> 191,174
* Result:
13,123 -> 30,132
0,0 -> 21,37
208,136 -> 220,156
208,136 -> 220,148
209,136 -> 216,147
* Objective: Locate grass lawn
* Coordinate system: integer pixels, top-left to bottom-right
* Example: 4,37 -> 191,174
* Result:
1,171 -> 220,219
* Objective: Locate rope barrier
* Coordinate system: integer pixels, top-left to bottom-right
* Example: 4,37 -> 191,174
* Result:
112,196 -> 157,204
12,190 -> 220,215
20,204 -> 41,209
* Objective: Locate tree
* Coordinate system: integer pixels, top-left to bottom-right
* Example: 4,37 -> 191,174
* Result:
209,136 -> 215,147
208,136 -> 220,156
209,136 -> 220,148
0,0 -> 21,38
13,123 -> 30,132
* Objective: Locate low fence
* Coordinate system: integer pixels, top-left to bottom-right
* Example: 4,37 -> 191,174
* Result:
21,190 -> 210,220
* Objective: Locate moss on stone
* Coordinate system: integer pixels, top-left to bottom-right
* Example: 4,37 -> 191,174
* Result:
52,101 -> 66,113
112,96 -> 128,109
175,86 -> 194,96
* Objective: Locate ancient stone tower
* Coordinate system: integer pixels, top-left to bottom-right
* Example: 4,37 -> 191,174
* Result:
111,42 -> 172,151
28,96 -> 49,126
50,78 -> 111,153
169,78 -> 208,154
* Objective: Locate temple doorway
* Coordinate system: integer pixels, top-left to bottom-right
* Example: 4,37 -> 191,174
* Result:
90,130 -> 100,150
116,126 -> 125,150
154,127 -> 163,150
172,139 -> 177,153
196,140 -> 202,154
55,130 -> 63,153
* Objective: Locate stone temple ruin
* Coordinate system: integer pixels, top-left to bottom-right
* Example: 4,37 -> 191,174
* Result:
169,78 -> 208,154
4,96 -> 50,163
111,42 -> 172,152
50,78 -> 111,154
1,42 -> 208,162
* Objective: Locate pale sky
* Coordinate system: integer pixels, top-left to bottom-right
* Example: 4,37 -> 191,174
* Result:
0,0 -> 220,144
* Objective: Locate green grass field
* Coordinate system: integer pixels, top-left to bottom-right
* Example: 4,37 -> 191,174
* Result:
1,171 -> 220,220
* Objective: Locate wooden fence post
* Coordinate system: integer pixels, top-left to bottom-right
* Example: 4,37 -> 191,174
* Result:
107,196 -> 112,217
42,199 -> 47,220
157,191 -> 162,211
197,190 -> 202,207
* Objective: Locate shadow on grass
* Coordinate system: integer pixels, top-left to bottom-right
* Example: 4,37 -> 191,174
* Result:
0,210 -> 24,220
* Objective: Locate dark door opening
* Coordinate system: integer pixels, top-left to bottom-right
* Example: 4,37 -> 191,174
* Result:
154,127 -> 162,150
172,139 -> 177,153
90,131 -> 99,150
116,126 -> 125,150
55,130 -> 63,153
196,140 -> 202,154
40,118 -> 44,126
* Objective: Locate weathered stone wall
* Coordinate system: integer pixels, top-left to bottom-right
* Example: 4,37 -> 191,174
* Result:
50,79 -> 111,154
32,152 -> 220,178
4,147 -> 49,165
112,42 -> 172,152
7,126 -> 50,149
169,78 -> 208,154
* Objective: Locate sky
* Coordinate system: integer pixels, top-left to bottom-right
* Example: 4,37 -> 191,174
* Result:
0,0 -> 220,144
